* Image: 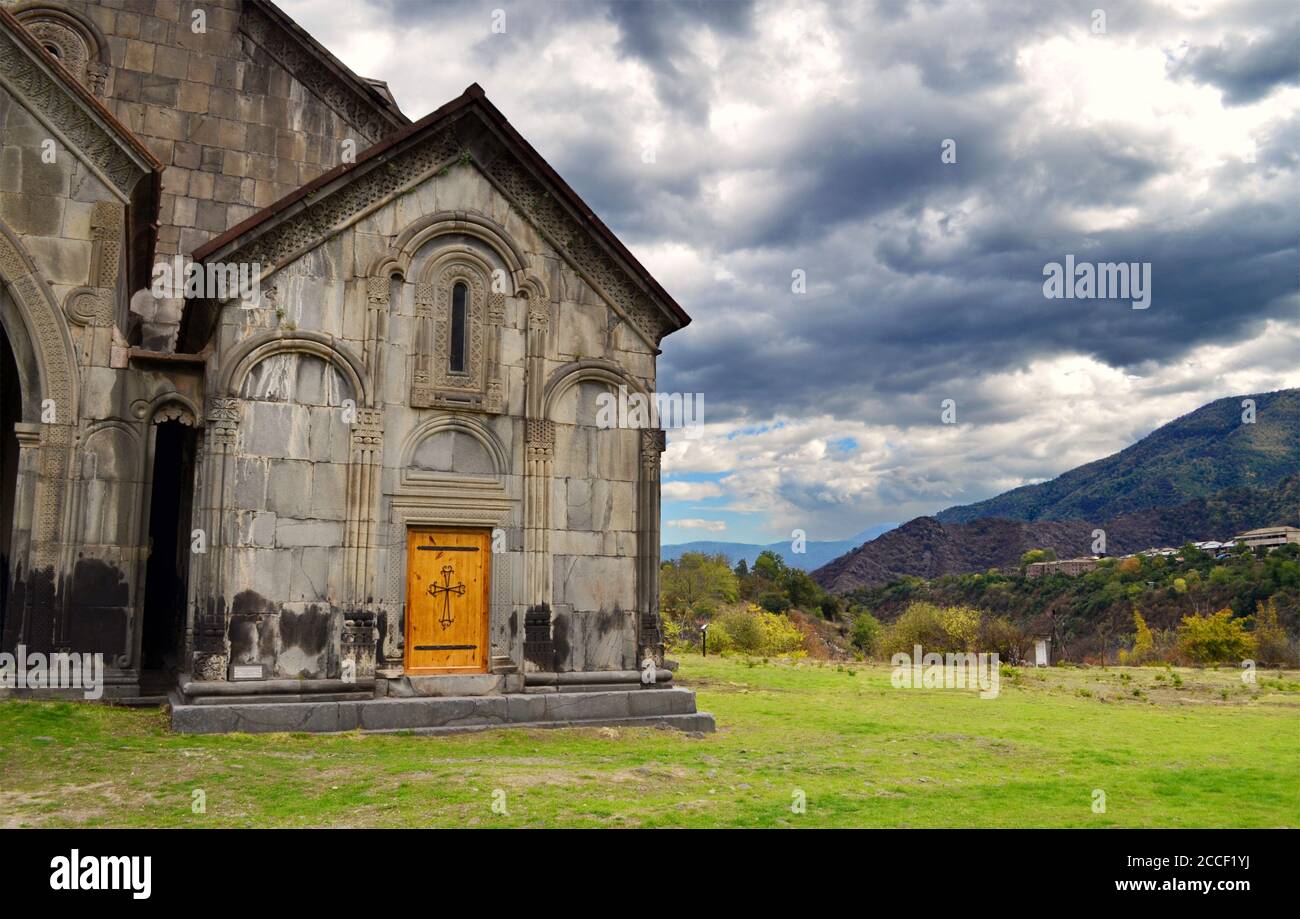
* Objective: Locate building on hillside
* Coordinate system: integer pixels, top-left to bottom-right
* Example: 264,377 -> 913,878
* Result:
0,1 -> 709,733
1233,527 -> 1300,550
1025,557 -> 1100,579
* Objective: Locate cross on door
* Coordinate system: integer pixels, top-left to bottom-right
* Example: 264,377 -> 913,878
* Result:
428,564 -> 466,629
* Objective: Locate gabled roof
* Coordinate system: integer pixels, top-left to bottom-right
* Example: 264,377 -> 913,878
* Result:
0,6 -> 162,188
240,0 -> 408,141
0,6 -> 162,289
187,84 -> 690,348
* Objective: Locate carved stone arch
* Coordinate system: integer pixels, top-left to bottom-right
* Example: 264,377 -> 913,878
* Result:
12,3 -> 111,93
146,394 -> 201,428
399,414 -> 510,485
517,273 -> 549,305
542,358 -> 650,421
369,256 -> 406,283
77,418 -> 140,475
0,218 -> 78,424
218,330 -> 371,405
391,210 -> 532,286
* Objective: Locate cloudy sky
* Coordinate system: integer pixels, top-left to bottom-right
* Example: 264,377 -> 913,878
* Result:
283,0 -> 1300,545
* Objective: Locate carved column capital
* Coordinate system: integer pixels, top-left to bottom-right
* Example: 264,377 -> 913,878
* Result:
365,276 -> 389,306
351,408 -> 384,450
526,417 -> 554,459
207,397 -> 242,448
640,427 -> 665,473
528,299 -> 550,329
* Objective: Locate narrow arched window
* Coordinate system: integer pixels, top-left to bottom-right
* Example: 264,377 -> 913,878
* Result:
449,281 -> 468,373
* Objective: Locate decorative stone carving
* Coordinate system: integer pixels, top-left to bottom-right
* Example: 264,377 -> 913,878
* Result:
234,126 -> 461,272
0,29 -> 141,193
350,408 -> 384,449
410,260 -> 503,413
85,61 -> 107,95
207,397 -> 242,448
526,418 -> 554,457
202,115 -> 678,347
481,149 -> 672,344
63,201 -> 122,327
192,652 -> 228,682
90,200 -> 120,289
342,612 -> 377,679
640,427 -> 666,473
153,403 -> 196,427
19,16 -> 91,85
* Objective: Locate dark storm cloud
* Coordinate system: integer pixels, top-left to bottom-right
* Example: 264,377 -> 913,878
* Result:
1168,19 -> 1300,105
323,0 -> 1299,439
604,0 -> 755,119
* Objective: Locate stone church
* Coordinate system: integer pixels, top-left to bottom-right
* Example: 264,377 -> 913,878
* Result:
0,1 -> 710,732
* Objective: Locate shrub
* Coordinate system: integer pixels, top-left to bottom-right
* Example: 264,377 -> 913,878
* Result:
881,602 -> 984,656
981,616 -> 1027,662
757,590 -> 790,614
940,605 -> 981,651
753,608 -> 806,657
880,602 -> 947,656
850,611 -> 883,656
1176,608 -> 1257,664
707,604 -> 806,657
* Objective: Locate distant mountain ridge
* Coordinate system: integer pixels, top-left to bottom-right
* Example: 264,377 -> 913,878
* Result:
936,389 -> 1300,524
814,475 -> 1300,592
813,389 -> 1300,592
663,524 -> 896,572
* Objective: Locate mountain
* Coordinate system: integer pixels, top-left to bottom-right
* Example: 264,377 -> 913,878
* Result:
815,475 -> 1300,592
936,389 -> 1300,524
813,388 -> 1300,592
663,524 -> 896,572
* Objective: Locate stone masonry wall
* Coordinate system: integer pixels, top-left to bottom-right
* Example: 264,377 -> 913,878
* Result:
205,158 -> 657,677
5,0 -> 397,349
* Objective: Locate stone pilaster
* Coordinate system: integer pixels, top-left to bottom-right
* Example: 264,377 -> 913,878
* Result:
363,276 -> 389,404
522,417 -> 554,672
191,396 -> 240,680
638,427 -> 666,665
344,408 -> 384,616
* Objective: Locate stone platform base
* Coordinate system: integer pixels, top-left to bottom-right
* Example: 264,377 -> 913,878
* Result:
169,686 -> 714,736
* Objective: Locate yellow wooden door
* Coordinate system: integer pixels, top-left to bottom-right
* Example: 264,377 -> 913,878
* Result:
405,527 -> 491,674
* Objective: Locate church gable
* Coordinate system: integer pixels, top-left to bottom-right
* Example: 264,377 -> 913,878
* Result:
186,85 -> 689,353
0,7 -> 158,198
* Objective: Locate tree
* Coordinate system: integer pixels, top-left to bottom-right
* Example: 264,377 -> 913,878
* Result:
660,552 -> 738,613
850,611 -> 883,656
1118,556 -> 1143,576
783,568 -> 821,611
1252,599 -> 1292,666
1176,608 -> 1256,664
752,549 -> 787,583
1020,548 -> 1057,567
733,558 -> 749,579
1127,610 -> 1155,664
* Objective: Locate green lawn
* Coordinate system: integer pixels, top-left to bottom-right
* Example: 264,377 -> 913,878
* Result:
1,655 -> 1297,827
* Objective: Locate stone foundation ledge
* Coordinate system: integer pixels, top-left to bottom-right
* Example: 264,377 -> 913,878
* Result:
169,686 -> 714,735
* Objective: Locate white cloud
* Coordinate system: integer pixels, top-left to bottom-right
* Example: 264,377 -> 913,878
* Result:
665,518 -> 728,532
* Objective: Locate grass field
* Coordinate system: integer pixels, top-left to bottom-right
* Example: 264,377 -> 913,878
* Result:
1,655 -> 1297,828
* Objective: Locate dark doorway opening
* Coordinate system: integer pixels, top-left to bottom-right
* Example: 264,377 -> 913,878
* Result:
140,420 -> 197,673
0,324 -> 20,638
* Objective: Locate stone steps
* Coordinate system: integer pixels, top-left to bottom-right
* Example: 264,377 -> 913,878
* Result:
170,686 -> 714,736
